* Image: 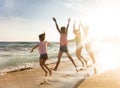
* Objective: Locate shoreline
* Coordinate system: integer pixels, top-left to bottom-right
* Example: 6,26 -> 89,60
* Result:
0,56 -> 76,75
1,57 -> 119,88
0,59 -> 96,88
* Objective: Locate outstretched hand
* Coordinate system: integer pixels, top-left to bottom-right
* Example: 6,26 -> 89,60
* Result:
30,49 -> 33,53
68,18 -> 71,22
52,17 -> 56,22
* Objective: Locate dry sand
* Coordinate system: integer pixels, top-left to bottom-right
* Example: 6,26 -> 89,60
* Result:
77,67 -> 120,88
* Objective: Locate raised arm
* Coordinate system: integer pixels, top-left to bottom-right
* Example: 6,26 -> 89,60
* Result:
78,22 -> 81,33
73,21 -> 76,34
66,18 -> 71,32
80,22 -> 85,32
78,22 -> 81,31
81,23 -> 89,38
52,17 -> 61,34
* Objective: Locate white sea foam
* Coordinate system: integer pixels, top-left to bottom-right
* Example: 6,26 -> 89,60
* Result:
0,41 -> 75,73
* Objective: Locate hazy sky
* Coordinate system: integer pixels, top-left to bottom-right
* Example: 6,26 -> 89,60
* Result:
0,0 -> 120,42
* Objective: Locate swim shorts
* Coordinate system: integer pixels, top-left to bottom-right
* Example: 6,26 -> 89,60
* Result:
40,53 -> 48,60
60,45 -> 68,52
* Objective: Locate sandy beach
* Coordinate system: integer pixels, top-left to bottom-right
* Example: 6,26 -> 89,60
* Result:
0,59 -> 96,88
0,57 -> 120,88
0,42 -> 120,88
0,0 -> 120,88
77,67 -> 120,88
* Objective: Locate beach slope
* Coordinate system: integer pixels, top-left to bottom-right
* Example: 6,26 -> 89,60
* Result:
0,60 -> 90,88
77,67 -> 120,88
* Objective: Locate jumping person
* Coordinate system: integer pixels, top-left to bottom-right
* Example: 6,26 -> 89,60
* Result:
52,17 -> 78,72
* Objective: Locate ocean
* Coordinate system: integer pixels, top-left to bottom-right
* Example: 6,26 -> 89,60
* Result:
0,41 -> 120,74
0,41 -> 76,73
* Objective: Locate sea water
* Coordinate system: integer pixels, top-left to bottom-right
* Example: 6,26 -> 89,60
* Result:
1,41 -> 120,74
0,41 -> 76,73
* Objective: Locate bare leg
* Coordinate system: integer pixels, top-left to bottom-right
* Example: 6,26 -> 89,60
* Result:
76,55 -> 85,67
87,50 -> 95,64
53,51 -> 63,71
40,60 -> 48,76
44,64 -> 52,76
65,52 -> 78,72
85,43 -> 95,64
80,55 -> 88,66
76,48 -> 87,67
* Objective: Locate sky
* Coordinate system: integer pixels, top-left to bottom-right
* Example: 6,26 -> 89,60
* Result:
0,0 -> 120,42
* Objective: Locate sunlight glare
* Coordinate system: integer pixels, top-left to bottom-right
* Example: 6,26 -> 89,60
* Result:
83,5 -> 120,41
96,43 -> 120,73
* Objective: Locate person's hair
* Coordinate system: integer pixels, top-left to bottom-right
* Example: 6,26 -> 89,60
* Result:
61,26 -> 66,33
39,32 -> 45,41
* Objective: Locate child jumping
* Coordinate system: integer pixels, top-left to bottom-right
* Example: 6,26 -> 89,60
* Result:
30,32 -> 52,76
80,23 -> 95,64
73,21 -> 87,67
52,17 -> 78,72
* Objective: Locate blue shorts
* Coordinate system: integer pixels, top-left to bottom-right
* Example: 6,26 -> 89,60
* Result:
40,53 -> 48,60
60,45 -> 68,52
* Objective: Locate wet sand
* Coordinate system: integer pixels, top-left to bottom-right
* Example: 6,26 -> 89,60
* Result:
0,58 -> 120,88
0,59 -> 96,88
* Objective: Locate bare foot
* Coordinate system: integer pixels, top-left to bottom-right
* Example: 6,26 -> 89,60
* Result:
76,68 -> 79,73
82,63 -> 85,67
51,68 -> 57,71
45,72 -> 47,77
93,59 -> 95,64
